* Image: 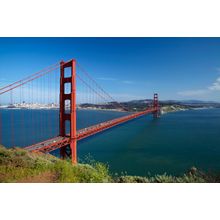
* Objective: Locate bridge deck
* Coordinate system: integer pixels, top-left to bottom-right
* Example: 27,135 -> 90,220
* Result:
25,108 -> 157,153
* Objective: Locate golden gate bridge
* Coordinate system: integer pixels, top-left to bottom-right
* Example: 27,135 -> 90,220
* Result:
0,59 -> 159,164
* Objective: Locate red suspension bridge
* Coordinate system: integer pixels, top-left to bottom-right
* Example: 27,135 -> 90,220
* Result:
0,59 -> 160,164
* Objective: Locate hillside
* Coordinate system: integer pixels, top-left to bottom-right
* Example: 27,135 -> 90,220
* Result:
0,145 -> 219,183
78,99 -> 220,112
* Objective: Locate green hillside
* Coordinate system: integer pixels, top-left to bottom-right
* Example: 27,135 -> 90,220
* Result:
0,145 -> 218,183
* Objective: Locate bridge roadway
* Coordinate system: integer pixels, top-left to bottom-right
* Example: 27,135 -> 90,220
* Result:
25,108 -> 157,153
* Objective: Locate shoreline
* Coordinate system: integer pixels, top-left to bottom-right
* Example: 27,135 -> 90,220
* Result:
77,107 -> 125,112
0,106 -> 217,114
0,107 -> 126,112
161,106 -> 215,114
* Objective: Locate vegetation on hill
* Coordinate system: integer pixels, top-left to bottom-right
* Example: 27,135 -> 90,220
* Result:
160,105 -> 190,114
0,145 -> 219,183
0,145 -> 111,183
78,99 -> 220,113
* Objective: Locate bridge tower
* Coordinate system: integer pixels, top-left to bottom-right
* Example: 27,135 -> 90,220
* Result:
153,93 -> 159,118
59,59 -> 77,164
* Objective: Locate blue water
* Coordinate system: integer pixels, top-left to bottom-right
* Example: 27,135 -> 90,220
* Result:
1,108 -> 220,175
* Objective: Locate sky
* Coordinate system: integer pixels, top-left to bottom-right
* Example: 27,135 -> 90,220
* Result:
0,37 -> 220,102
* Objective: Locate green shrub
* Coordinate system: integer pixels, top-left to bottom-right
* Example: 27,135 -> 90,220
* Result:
116,175 -> 149,183
0,145 -> 220,183
150,174 -> 176,183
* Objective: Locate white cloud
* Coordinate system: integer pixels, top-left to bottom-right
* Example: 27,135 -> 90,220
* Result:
178,76 -> 220,98
178,89 -> 208,97
208,77 -> 220,91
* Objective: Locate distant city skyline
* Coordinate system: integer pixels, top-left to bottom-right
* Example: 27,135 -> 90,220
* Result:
0,37 -> 220,102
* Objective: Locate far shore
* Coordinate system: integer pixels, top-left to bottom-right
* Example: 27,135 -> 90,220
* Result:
77,107 -> 126,112
0,106 -> 126,112
161,106 -> 215,114
0,105 -> 217,114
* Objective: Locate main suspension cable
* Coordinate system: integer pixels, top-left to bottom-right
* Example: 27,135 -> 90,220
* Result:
0,62 -> 60,91
77,62 -> 128,111
0,64 -> 60,96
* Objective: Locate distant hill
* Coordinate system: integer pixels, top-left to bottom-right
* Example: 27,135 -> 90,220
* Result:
78,99 -> 220,112
120,99 -> 220,112
122,99 -> 220,106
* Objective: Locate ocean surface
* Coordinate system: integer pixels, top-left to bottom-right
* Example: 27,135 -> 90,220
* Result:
0,108 -> 220,176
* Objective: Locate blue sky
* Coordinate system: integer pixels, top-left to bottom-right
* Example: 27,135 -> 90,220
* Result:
0,37 -> 220,102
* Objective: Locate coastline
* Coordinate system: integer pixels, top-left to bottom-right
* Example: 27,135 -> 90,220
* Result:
0,105 -> 217,114
160,106 -> 215,114
77,107 -> 125,112
0,106 -> 126,112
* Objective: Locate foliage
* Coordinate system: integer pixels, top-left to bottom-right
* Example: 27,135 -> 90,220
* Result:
117,167 -> 217,183
116,175 -> 149,183
0,145 -> 220,183
0,146 -> 112,183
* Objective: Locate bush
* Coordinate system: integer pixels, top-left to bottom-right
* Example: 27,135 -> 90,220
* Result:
116,175 -> 149,183
0,145 -> 220,183
53,161 -> 112,183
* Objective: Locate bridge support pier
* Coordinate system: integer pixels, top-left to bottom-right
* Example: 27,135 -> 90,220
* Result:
59,59 -> 77,164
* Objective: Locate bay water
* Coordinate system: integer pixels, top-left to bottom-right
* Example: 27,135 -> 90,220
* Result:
1,108 -> 220,176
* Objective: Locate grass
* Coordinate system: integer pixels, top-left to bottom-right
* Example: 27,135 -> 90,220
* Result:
0,145 -> 219,183
0,145 -> 111,183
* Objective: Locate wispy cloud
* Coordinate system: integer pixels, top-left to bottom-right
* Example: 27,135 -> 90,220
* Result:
97,77 -> 135,85
178,76 -> 220,98
97,77 -> 117,81
122,80 -> 134,84
0,78 -> 11,82
208,77 -> 220,91
178,89 -> 208,97
111,93 -> 145,101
